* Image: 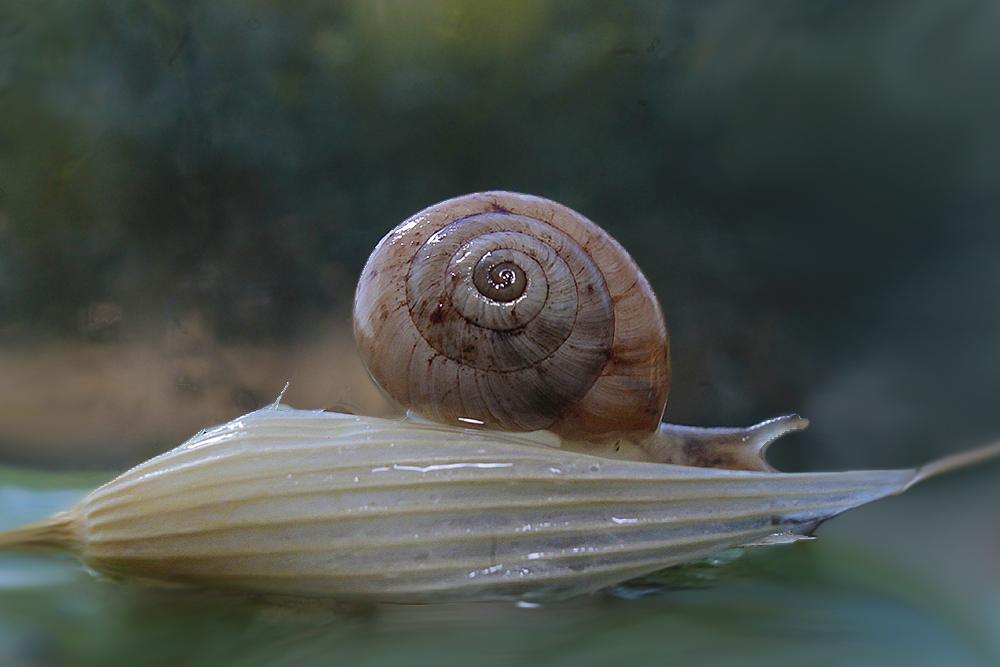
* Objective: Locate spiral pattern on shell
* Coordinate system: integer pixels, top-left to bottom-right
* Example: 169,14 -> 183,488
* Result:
354,191 -> 670,439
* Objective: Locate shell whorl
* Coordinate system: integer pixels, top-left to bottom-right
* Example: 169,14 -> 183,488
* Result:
353,191 -> 670,440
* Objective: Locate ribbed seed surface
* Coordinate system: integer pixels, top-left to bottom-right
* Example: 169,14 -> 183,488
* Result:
77,408 -> 916,602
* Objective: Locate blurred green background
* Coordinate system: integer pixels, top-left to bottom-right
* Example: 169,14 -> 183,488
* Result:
1,1 -> 999,665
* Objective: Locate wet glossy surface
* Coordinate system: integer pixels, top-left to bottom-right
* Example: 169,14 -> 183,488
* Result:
8,408 -> 995,607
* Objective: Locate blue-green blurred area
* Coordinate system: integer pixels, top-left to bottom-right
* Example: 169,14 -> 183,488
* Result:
1,1 -> 1000,664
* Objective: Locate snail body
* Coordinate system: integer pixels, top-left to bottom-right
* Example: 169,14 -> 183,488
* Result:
2,192 -> 999,603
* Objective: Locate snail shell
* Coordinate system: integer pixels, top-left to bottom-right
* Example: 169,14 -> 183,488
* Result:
354,191 -> 669,441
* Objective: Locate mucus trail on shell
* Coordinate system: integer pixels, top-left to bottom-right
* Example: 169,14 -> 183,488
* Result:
2,407 -> 998,604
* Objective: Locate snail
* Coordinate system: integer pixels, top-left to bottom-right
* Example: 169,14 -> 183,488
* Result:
2,191 -> 999,604
351,191 -> 792,469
